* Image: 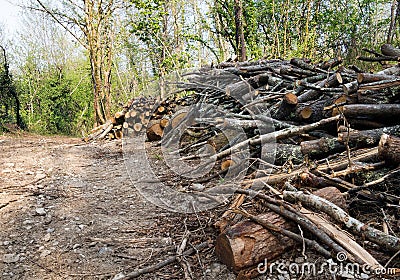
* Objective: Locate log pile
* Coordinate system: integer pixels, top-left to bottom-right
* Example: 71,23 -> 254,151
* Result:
87,44 -> 400,278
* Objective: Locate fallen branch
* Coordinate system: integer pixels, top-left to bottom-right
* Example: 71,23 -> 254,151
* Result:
116,241 -> 210,279
283,191 -> 400,252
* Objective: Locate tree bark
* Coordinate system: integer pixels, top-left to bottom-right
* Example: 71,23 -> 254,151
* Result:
379,134 -> 400,165
342,104 -> 400,121
381,43 -> 400,57
215,187 -> 346,271
284,190 -> 400,252
234,0 -> 247,62
338,125 -> 400,147
84,0 -> 114,126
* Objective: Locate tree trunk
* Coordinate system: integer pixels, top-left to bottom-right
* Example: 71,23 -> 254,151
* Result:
234,0 -> 247,62
387,0 -> 397,43
84,0 -> 114,126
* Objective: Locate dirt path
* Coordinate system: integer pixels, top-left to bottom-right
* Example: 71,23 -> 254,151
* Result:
0,134 -> 234,280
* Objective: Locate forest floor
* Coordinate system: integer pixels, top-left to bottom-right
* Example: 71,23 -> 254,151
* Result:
0,132 -> 236,280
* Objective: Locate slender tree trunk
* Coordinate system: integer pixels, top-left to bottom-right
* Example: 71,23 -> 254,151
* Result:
234,0 -> 247,61
388,0 -> 397,44
84,0 -> 114,126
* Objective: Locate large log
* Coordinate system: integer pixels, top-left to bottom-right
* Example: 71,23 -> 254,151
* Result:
338,125 -> 400,147
146,120 -> 164,141
300,137 -> 345,159
226,73 -> 270,102
377,65 -> 400,75
215,212 -> 296,271
271,93 -> 298,120
342,104 -> 400,122
357,73 -> 395,84
378,134 -> 400,165
381,43 -> 400,57
358,78 -> 400,92
215,187 -> 346,272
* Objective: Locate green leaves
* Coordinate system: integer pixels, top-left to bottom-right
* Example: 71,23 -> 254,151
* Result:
212,0 -> 390,61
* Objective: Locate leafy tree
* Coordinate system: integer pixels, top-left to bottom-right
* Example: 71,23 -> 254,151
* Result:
13,11 -> 93,135
0,45 -> 23,129
32,0 -> 122,125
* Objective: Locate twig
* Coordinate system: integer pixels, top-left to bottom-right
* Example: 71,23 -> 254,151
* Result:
211,115 -> 341,162
347,166 -> 400,194
385,250 -> 400,268
117,241 -> 210,279
232,188 -> 350,259
284,191 -> 400,252
176,230 -> 192,280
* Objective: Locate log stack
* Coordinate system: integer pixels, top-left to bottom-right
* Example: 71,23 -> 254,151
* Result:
86,44 -> 400,278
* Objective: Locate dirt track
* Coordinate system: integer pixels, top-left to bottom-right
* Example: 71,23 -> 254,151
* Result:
0,134 -> 234,280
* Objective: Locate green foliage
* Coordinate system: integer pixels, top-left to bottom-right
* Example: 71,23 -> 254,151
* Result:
0,46 -> 22,130
17,56 -> 93,136
212,0 -> 390,61
128,0 -> 196,76
0,63 -> 14,124
2,0 -> 398,137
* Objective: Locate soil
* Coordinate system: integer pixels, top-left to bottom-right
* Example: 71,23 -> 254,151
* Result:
0,133 -> 235,280
0,132 -> 396,280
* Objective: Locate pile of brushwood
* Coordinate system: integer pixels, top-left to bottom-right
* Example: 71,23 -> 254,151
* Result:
89,44 -> 400,279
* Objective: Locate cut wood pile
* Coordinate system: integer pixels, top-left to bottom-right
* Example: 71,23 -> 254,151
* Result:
87,44 -> 400,279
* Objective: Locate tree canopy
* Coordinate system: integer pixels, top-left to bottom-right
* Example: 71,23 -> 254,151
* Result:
0,0 -> 398,135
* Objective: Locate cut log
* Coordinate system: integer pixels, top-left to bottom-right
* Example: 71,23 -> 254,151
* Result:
330,95 -> 348,117
290,58 -> 326,73
338,125 -> 400,147
133,123 -> 143,132
342,104 -> 400,122
283,92 -> 298,105
378,134 -> 400,165
157,106 -> 166,114
271,93 -> 298,120
357,55 -> 399,62
160,118 -> 169,128
358,78 -> 400,92
297,73 -> 340,103
377,65 -> 400,75
316,57 -> 343,70
299,172 -> 331,189
342,80 -> 358,94
357,73 -> 395,84
114,129 -> 123,140
147,121 -> 164,141
221,159 -> 235,171
300,137 -> 345,159
207,128 -> 237,152
130,110 -> 138,118
381,43 -> 400,57
295,98 -> 335,123
226,73 -> 270,102
170,110 -> 189,129
215,187 -> 346,271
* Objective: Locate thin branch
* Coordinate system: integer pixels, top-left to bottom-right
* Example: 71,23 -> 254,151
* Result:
34,0 -> 88,48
